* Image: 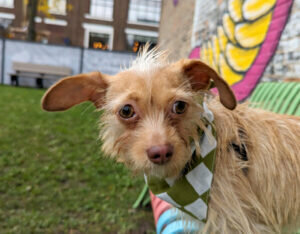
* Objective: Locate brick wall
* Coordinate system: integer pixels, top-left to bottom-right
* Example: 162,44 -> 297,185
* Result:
158,0 -> 299,101
264,0 -> 300,81
0,0 -> 158,50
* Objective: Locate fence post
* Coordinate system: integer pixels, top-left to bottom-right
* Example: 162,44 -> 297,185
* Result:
79,47 -> 84,73
1,38 -> 5,84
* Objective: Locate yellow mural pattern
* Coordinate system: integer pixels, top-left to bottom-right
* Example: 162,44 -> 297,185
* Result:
200,0 -> 276,85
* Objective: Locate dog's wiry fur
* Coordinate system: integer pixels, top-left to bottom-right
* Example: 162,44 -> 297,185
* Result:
206,101 -> 300,233
42,47 -> 300,233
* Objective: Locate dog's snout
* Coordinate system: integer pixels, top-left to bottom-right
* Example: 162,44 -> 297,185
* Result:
146,144 -> 174,165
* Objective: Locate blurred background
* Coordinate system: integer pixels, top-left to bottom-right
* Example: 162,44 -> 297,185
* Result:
0,0 -> 299,233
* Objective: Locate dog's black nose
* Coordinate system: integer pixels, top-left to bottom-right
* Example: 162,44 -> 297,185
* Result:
146,144 -> 173,165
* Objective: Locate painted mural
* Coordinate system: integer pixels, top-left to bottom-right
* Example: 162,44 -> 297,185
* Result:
189,0 -> 294,101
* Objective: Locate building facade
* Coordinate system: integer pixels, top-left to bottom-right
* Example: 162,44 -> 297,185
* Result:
0,0 -> 161,52
159,0 -> 300,101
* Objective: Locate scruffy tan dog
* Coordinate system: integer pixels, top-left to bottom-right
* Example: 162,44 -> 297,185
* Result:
42,48 -> 300,233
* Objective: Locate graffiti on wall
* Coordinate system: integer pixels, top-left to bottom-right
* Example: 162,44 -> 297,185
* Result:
189,0 -> 294,101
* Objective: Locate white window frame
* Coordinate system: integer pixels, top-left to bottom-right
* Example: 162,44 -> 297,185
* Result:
84,13 -> 113,22
127,20 -> 159,27
44,18 -> 67,26
35,17 -> 42,23
125,28 -> 158,52
0,12 -> 15,19
127,0 -> 161,26
125,28 -> 158,38
48,0 -> 67,15
0,0 -> 14,8
86,0 -> 114,21
82,23 -> 114,50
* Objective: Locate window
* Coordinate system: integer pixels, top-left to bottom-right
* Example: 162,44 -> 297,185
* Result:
83,23 -> 114,50
126,35 -> 157,52
0,0 -> 14,8
48,0 -> 67,15
89,0 -> 114,20
125,29 -> 158,52
89,32 -> 110,50
128,0 -> 161,25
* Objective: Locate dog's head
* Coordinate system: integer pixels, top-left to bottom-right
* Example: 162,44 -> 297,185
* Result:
42,48 -> 236,178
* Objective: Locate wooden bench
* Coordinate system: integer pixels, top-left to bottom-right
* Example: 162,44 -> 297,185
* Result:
10,62 -> 72,88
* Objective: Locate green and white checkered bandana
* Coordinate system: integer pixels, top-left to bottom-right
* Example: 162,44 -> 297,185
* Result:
145,102 -> 217,223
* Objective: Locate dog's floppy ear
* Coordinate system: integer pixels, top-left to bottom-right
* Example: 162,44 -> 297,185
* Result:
42,71 -> 108,111
180,59 -> 237,110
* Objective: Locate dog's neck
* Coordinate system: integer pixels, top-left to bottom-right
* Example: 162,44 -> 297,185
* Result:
145,102 -> 217,223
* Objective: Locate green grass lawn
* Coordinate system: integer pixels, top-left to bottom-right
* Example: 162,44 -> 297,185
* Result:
0,85 -> 154,234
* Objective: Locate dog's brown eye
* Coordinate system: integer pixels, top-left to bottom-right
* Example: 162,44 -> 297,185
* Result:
172,101 -> 187,114
119,104 -> 135,119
